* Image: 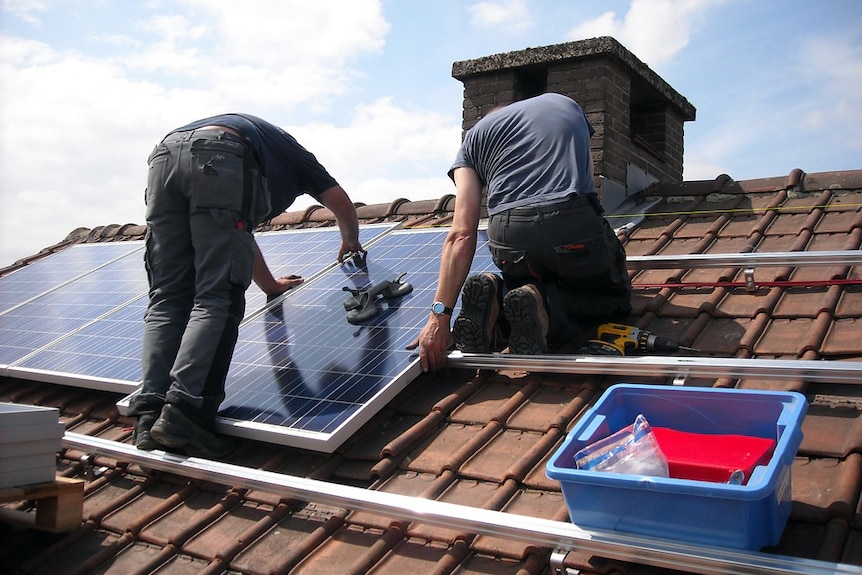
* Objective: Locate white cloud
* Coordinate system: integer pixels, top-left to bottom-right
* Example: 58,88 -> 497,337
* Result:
0,1 -> 394,266
2,0 -> 51,26
185,0 -> 389,67
796,32 -> 862,148
285,97 -> 461,202
468,0 -> 530,33
567,0 -> 721,69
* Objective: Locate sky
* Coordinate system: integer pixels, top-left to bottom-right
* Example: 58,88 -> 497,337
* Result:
1,0 -> 860,267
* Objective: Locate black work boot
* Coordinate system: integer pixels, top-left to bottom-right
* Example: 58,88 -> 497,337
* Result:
133,413 -> 161,451
452,272 -> 502,353
150,404 -> 235,459
503,283 -> 549,355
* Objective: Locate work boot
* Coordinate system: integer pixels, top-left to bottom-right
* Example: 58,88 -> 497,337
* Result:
453,272 -> 502,353
150,404 -> 235,459
503,284 -> 549,355
133,413 -> 161,451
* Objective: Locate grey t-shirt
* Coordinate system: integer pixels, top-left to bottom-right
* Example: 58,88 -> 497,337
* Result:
449,93 -> 596,216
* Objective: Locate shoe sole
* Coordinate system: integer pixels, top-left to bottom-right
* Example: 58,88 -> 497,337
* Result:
453,275 -> 498,353
504,289 -> 548,355
135,436 -> 162,451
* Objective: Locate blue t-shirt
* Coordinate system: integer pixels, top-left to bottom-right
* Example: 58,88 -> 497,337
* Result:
449,93 -> 596,216
174,113 -> 339,224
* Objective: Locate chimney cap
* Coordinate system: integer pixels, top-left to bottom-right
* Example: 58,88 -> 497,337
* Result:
452,36 -> 695,120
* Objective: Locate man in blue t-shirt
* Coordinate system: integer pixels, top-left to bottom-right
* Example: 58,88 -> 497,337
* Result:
410,93 -> 631,372
129,114 -> 365,457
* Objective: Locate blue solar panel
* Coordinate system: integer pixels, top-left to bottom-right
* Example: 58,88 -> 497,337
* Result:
0,243 -> 143,315
11,297 -> 148,390
7,224 -> 499,452
0,246 -> 148,370
215,228 -> 496,451
8,225 -> 396,391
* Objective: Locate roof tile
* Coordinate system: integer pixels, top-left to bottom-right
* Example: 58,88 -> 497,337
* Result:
791,454 -> 862,522
801,404 -> 862,458
772,518 -> 851,564
3,169 -> 862,574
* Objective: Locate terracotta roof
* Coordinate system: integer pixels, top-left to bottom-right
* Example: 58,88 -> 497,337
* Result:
1,168 -> 861,574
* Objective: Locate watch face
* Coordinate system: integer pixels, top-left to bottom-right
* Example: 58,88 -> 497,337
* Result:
432,302 -> 445,315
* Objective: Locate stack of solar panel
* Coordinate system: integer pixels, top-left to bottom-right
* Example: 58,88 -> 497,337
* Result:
0,403 -> 64,488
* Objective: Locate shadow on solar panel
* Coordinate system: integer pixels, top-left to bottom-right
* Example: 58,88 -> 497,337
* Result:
217,229 -> 453,452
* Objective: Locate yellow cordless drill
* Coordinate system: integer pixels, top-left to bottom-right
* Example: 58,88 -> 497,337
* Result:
579,323 -> 699,356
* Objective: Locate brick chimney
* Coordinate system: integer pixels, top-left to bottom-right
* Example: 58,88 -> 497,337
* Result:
451,36 -> 696,211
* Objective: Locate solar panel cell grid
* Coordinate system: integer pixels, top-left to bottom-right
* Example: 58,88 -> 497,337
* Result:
0,243 -> 143,315
5,225 -> 396,387
0,246 -> 148,368
218,228 -> 496,450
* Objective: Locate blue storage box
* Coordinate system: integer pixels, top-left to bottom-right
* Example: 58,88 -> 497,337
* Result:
546,384 -> 807,550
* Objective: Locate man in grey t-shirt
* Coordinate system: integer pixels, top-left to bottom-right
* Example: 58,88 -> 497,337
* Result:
410,93 -> 631,371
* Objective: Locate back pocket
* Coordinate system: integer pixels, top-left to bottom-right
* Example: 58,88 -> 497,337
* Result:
553,231 -> 611,280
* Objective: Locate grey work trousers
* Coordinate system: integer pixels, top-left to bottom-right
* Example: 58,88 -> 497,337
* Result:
487,193 -> 632,347
129,128 -> 258,426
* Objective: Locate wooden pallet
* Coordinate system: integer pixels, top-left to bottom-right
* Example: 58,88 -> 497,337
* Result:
0,476 -> 84,532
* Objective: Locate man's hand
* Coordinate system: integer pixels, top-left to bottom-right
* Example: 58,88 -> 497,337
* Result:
337,244 -> 366,263
266,274 -> 303,296
406,317 -> 453,373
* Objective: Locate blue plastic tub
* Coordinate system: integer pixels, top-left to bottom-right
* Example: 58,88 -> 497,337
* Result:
546,384 -> 808,550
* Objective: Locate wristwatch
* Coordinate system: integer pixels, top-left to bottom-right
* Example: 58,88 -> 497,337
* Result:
431,301 -> 454,317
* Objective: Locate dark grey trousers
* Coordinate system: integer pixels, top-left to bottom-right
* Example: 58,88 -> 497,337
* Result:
129,129 -> 257,425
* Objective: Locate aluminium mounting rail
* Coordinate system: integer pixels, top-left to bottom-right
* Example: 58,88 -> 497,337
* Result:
625,249 -> 862,269
445,352 -> 862,383
63,432 -> 859,575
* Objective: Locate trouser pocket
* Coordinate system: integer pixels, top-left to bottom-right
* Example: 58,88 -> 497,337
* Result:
552,230 -> 612,280
554,220 -> 630,294
190,138 -> 247,213
489,240 -> 530,278
204,208 -> 255,289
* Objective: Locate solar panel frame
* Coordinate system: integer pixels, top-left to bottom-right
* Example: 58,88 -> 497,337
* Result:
1,243 -> 148,382
27,225 -> 495,453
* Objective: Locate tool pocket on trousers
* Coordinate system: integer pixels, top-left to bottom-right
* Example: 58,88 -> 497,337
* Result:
209,208 -> 255,289
191,139 -> 246,212
489,241 -> 530,277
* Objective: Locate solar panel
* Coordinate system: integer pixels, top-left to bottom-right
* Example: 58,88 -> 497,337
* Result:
0,245 -> 148,372
8,297 -> 149,392
0,243 -> 143,315
8,223 -> 500,452
6,225 -> 397,391
211,228 -> 496,452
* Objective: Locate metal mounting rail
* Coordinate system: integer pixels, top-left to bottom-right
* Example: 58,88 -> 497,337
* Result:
446,352 -> 862,383
626,250 -> 862,269
63,432 -> 859,575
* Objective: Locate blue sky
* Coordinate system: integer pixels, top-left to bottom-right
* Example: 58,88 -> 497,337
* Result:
1,0 -> 860,267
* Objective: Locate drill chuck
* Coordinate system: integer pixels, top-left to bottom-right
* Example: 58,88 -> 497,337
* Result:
643,332 -> 683,353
